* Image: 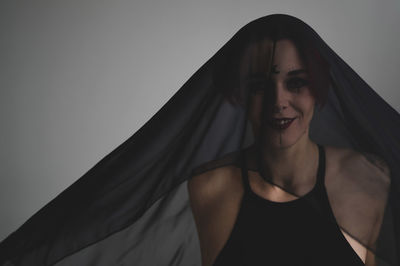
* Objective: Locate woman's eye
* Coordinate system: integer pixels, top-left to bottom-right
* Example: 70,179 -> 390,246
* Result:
249,82 -> 266,94
248,79 -> 274,94
287,78 -> 309,92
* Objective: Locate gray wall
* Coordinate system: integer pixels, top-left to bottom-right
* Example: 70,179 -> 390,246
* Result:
1,0 -> 399,241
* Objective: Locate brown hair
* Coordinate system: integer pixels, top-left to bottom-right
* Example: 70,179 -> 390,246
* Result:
213,23 -> 331,108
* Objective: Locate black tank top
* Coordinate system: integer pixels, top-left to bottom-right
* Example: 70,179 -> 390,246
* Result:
212,145 -> 365,266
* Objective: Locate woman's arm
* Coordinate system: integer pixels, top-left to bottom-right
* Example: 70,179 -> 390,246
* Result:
187,166 -> 242,266
363,153 -> 391,266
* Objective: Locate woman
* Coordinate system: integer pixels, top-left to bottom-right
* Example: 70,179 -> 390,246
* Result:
0,14 -> 398,266
188,36 -> 389,265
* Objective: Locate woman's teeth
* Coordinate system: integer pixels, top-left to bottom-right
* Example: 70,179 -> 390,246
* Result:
270,118 -> 295,129
277,119 -> 292,125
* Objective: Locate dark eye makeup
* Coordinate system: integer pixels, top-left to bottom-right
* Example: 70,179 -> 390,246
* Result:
249,82 -> 266,94
247,78 -> 273,94
286,77 -> 309,92
246,77 -> 309,94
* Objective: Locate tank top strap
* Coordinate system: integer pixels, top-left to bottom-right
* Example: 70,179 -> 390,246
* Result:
314,144 -> 339,220
315,144 -> 326,189
240,150 -> 252,193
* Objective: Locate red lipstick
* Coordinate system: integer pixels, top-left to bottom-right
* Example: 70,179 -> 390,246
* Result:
268,117 -> 296,130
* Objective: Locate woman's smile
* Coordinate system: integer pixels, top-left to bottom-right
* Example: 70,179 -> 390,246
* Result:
267,117 -> 297,130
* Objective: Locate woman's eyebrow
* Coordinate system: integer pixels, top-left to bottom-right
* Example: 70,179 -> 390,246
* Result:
287,69 -> 307,76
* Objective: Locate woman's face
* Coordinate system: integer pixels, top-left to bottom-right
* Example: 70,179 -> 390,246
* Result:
246,39 -> 315,149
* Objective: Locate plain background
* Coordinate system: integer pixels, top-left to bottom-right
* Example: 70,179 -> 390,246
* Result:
1,0 -> 399,242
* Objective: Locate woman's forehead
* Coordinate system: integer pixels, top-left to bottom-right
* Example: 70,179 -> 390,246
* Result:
273,39 -> 306,73
242,38 -> 306,78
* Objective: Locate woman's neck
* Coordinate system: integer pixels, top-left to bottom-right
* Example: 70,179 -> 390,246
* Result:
250,136 -> 319,189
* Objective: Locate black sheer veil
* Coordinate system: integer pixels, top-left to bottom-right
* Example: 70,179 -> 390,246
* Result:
0,14 -> 399,266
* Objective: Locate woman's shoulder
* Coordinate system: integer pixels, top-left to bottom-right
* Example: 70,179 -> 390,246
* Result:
187,164 -> 243,207
324,145 -> 391,189
322,145 -> 391,249
187,165 -> 244,266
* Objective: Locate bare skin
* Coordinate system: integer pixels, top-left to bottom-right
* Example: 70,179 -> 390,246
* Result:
188,146 -> 387,266
187,39 -> 388,266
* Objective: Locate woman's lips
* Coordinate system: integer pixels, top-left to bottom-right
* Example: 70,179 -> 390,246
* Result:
267,117 -> 296,130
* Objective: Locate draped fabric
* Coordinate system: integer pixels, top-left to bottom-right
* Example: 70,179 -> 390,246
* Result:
0,14 -> 399,266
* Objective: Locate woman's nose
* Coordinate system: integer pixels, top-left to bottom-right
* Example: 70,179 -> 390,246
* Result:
271,84 -> 288,113
272,104 -> 287,114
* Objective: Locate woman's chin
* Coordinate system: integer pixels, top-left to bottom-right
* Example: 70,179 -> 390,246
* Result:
271,139 -> 297,149
261,132 -> 305,149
